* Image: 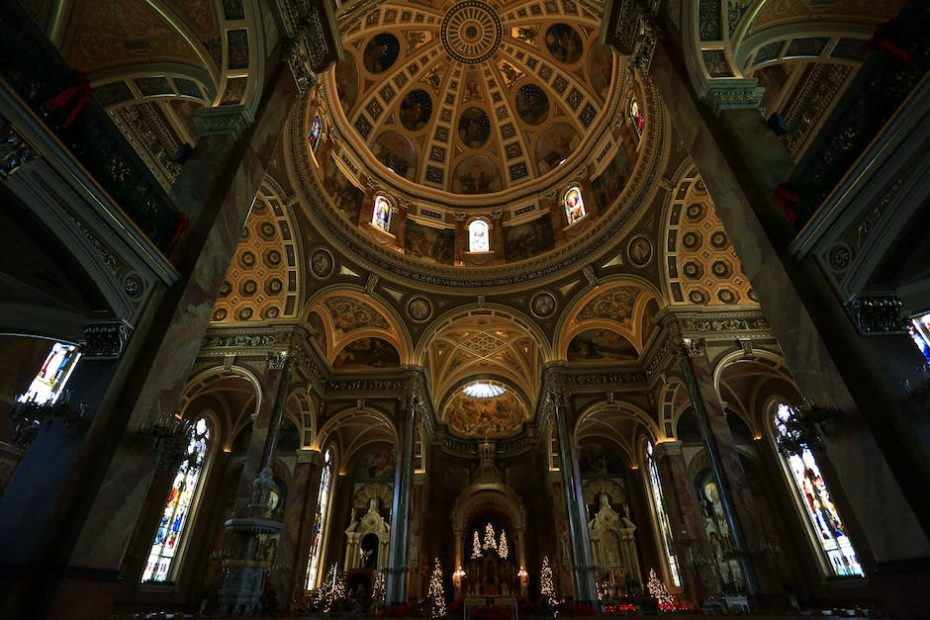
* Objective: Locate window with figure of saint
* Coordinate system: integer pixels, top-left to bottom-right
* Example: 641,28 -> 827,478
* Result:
468,219 -> 490,253
306,448 -> 334,589
908,311 -> 930,362
563,186 -> 587,226
142,417 -> 211,583
309,115 -> 323,152
371,195 -> 393,232
774,404 -> 864,577
645,441 -> 682,587
629,97 -> 645,140
18,342 -> 80,405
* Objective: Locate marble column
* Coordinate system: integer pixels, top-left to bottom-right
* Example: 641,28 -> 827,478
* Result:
545,369 -> 597,604
649,38 -> 930,567
32,67 -> 297,620
386,374 -> 421,605
652,440 -> 721,603
673,337 -> 782,604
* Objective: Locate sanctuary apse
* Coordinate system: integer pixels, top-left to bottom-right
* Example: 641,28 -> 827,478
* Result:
1,0 -> 929,619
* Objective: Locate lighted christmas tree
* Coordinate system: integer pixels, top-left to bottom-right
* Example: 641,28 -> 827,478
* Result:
373,571 -> 386,607
540,555 -> 560,617
426,557 -> 447,618
498,530 -> 509,559
647,568 -> 674,611
483,522 -> 497,550
320,563 -> 346,613
472,530 -> 483,559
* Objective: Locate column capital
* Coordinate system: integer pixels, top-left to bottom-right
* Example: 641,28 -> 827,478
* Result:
81,319 -> 132,360
672,336 -> 705,359
844,293 -> 907,336
651,439 -> 683,459
192,105 -> 254,140
297,448 -> 324,465
702,79 -> 765,114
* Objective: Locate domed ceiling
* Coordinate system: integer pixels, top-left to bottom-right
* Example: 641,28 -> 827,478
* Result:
330,0 -> 619,197
291,0 -> 666,291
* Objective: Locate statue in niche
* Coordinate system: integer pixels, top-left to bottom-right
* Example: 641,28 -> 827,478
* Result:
588,494 -> 641,587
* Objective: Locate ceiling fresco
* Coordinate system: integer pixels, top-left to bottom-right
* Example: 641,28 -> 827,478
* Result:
442,385 -> 530,439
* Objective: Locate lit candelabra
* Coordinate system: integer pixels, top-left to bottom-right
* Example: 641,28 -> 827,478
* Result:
9,390 -> 88,450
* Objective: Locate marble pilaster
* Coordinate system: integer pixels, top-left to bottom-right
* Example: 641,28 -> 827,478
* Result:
652,441 -> 721,603
545,369 -> 598,604
277,449 -> 323,609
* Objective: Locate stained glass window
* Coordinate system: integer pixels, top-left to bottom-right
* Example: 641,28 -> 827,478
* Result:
142,418 -> 210,583
563,186 -> 587,226
646,441 -> 682,587
908,311 -> 930,362
18,342 -> 80,405
468,219 -> 490,253
309,115 -> 323,152
306,448 -> 334,589
371,195 -> 393,232
774,404 -> 863,577
629,97 -> 645,140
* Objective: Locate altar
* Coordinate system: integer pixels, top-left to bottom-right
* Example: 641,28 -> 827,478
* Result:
463,596 -> 519,620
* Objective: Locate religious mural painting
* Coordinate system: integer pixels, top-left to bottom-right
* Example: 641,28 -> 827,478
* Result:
458,107 -> 492,149
322,155 -> 363,220
405,218 -> 455,264
588,43 -> 615,96
545,24 -> 583,64
503,216 -> 555,260
399,89 -> 433,131
374,131 -> 418,180
333,337 -> 400,369
335,56 -> 360,111
515,84 -> 550,125
142,418 -> 210,583
363,33 -> 400,73
591,147 -> 632,211
568,329 -> 637,362
445,388 -> 527,439
453,156 -> 502,195
536,123 -> 581,175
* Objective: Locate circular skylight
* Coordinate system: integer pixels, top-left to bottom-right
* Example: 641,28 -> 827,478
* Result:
463,381 -> 505,398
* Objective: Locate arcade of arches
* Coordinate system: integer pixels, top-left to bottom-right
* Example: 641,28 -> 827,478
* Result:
1,0 -> 929,619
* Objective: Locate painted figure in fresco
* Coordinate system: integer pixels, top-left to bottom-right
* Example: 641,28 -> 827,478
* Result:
516,85 -> 549,125
363,34 -> 399,73
545,24 -> 583,64
400,90 -> 432,131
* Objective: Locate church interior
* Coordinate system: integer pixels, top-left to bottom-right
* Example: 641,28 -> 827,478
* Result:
1,0 -> 929,618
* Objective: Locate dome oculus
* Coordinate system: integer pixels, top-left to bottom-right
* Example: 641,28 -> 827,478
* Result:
440,1 -> 503,64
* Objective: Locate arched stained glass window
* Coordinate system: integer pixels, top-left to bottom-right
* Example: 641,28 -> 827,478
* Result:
645,441 -> 682,587
629,97 -> 645,140
908,311 -> 930,362
18,341 -> 80,405
563,186 -> 587,226
142,418 -> 210,583
371,195 -> 393,232
306,448 -> 334,589
774,404 -> 863,577
309,115 -> 323,152
468,219 -> 490,253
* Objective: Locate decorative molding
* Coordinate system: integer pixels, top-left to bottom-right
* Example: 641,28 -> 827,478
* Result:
703,79 -> 765,113
192,105 -> 254,139
844,294 -> 907,336
81,320 -> 132,359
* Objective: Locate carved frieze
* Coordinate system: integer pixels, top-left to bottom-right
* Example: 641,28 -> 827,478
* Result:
81,320 -> 132,359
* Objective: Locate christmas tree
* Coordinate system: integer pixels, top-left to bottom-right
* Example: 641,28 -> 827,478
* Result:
472,530 -> 482,559
320,563 -> 346,613
540,555 -> 560,617
647,569 -> 674,611
498,530 -> 509,559
373,571 -> 386,607
483,522 -> 497,550
426,557 -> 447,618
